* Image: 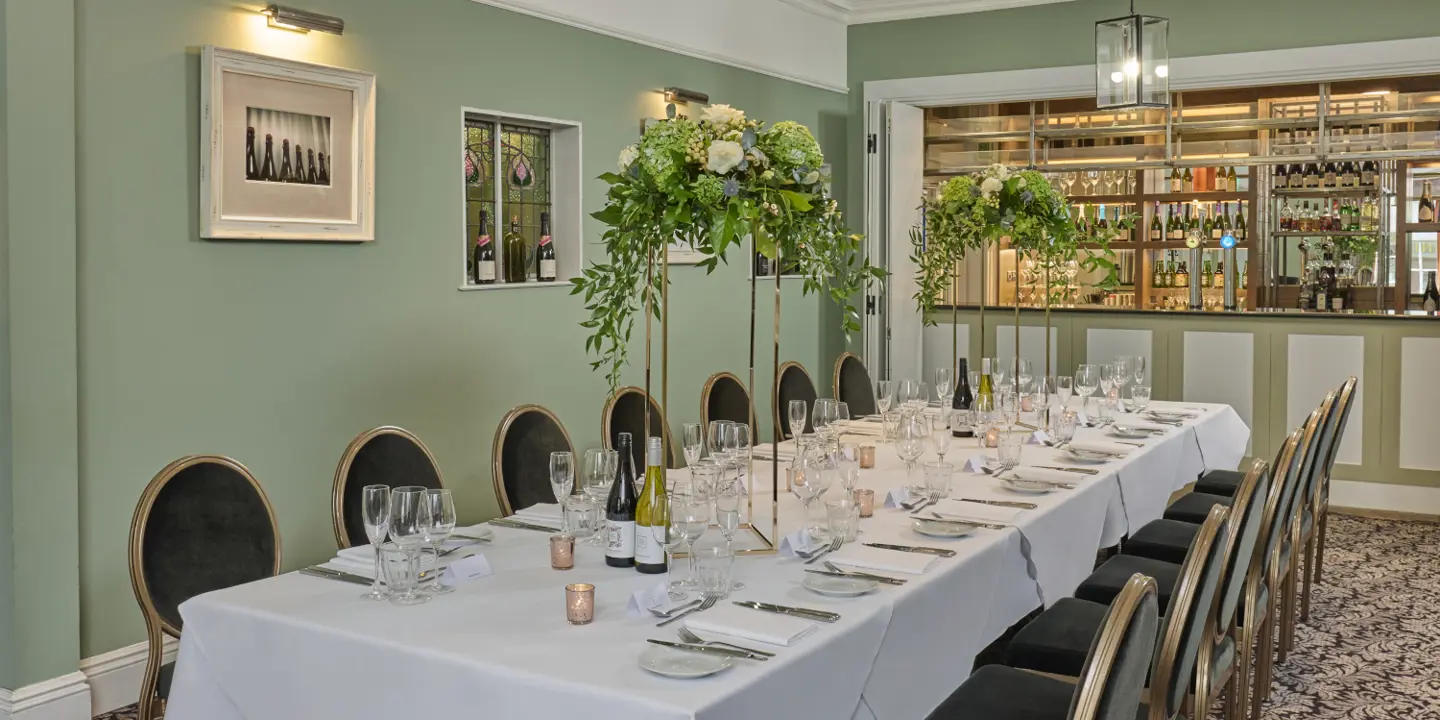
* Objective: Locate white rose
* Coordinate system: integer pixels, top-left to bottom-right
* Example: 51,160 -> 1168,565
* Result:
989,163 -> 1011,181
701,104 -> 746,126
706,140 -> 744,174
618,144 -> 639,171
980,177 -> 1003,196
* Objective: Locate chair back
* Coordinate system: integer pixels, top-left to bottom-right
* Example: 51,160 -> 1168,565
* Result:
701,371 -> 756,432
129,455 -> 281,637
1069,574 -> 1162,720
332,426 -> 444,548
492,404 -> 575,516
1149,504 -> 1229,720
1285,392 -> 1336,533
774,361 -> 817,439
603,386 -> 678,470
833,352 -> 878,417
1310,377 -> 1356,507
1211,458 -> 1271,637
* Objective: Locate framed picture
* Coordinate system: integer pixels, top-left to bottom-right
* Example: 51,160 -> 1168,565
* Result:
200,47 -> 376,242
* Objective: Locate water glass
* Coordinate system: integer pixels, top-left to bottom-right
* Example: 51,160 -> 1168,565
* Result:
922,461 -> 954,500
360,484 -> 390,601
380,542 -> 425,606
693,544 -> 736,597
896,414 -> 926,478
788,399 -> 809,438
826,498 -> 858,543
997,433 -> 1024,471
565,498 -> 598,542
1054,411 -> 1078,445
682,423 -> 703,467
1132,385 -> 1153,412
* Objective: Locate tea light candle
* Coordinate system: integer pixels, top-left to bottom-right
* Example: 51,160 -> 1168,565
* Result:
550,534 -> 575,570
859,445 -> 876,469
565,583 -> 595,625
1021,395 -> 1033,412
985,428 -> 1001,448
854,488 -> 875,518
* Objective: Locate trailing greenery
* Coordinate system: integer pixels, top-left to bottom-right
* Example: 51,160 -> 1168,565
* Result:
572,105 -> 885,390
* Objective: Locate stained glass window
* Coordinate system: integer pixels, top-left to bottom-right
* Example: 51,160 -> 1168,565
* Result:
462,115 -> 552,285
501,123 -> 552,249
464,120 -> 495,283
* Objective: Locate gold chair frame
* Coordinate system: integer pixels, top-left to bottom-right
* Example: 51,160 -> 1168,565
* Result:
601,385 -> 680,468
490,404 -> 575,517
331,425 -> 444,549
1070,573 -> 1161,720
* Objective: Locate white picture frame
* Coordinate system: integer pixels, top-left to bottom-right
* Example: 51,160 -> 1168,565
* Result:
200,46 -> 376,242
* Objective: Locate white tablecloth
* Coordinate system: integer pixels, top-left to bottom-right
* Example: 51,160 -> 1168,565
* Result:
165,401 -> 1247,720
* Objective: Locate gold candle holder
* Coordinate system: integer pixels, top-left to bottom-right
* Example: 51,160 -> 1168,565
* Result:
565,583 -> 595,625
854,488 -> 875,518
859,445 -> 876,469
985,428 -> 1000,448
550,534 -> 575,570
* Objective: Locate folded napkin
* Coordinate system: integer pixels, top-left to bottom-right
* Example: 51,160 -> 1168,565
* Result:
499,514 -> 563,530
686,603 -> 818,647
515,503 -> 563,522
1011,466 -> 1082,485
326,547 -> 441,580
836,422 -> 885,437
1068,440 -> 1133,456
450,524 -> 494,541
930,499 -> 1022,523
753,440 -> 797,458
827,545 -> 937,575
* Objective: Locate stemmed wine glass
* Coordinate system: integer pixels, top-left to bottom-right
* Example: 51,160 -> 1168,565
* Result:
648,493 -> 686,600
713,483 -> 745,590
708,420 -> 734,468
812,399 -> 835,444
682,423 -> 703,470
550,451 -> 574,532
876,380 -> 895,419
834,402 -> 851,434
387,486 -> 430,606
359,484 -> 390,601
999,391 -> 1020,431
896,414 -> 927,479
670,494 -> 710,591
421,489 -> 457,595
1015,359 -> 1035,397
581,449 -> 616,545
992,359 -> 1011,396
788,399 -> 808,439
931,411 -> 952,463
933,367 -> 953,407
837,443 -> 860,494
731,424 -> 752,489
1057,376 -> 1074,411
1131,355 -> 1147,389
1075,365 -> 1100,417
1036,376 -> 1059,429
790,453 -> 830,542
897,380 -> 919,411
1099,365 -> 1117,415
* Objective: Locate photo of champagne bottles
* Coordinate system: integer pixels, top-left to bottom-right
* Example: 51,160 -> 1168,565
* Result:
244,107 -> 333,186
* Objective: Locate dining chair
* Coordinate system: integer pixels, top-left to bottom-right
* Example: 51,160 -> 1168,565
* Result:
491,404 -> 575,516
331,426 -> 444,549
924,573 -> 1160,720
1304,376 -> 1356,604
1275,392 -> 1339,661
128,455 -> 281,720
832,352 -> 878,417
773,361 -> 817,439
700,371 -> 756,432
1005,504 -> 1230,720
602,385 -> 679,471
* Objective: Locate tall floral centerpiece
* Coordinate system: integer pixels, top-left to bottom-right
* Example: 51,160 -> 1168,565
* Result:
572,104 -> 882,550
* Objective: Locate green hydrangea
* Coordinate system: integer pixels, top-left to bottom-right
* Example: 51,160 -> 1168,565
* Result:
694,174 -> 725,206
939,176 -> 977,205
638,118 -> 701,189
762,121 -> 824,173
1016,170 -> 1060,210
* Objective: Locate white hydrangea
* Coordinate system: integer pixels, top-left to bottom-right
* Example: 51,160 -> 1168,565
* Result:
618,144 -> 639,171
706,140 -> 744,174
701,104 -> 746,126
980,177 -> 1004,196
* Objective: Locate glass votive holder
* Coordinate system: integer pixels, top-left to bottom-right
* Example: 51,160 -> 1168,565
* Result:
550,534 -> 575,570
1132,385 -> 1153,412
1054,411 -> 1078,444
859,445 -> 876,468
565,583 -> 595,625
984,427 -> 1001,448
854,488 -> 875,517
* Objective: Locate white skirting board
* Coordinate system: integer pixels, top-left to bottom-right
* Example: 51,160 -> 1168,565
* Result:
1331,480 -> 1440,517
0,673 -> 91,720
81,638 -> 178,717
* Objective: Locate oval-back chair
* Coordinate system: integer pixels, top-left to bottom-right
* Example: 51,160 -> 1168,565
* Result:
331,426 -> 444,549
832,352 -> 878,417
774,361 -> 818,440
491,404 -> 576,516
602,386 -> 679,470
701,371 -> 756,432
129,455 -> 281,720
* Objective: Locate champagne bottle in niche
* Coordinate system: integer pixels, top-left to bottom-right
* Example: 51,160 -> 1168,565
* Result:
1227,166 -> 1238,191
1149,202 -> 1162,241
294,144 -> 306,184
307,149 -> 318,184
1152,253 -> 1166,289
473,211 -> 496,285
952,358 -> 974,438
279,139 -> 293,183
634,436 -> 669,575
1168,205 -> 1183,240
504,215 -> 530,283
605,433 -> 638,568
245,127 -> 260,181
318,152 -> 330,185
1424,271 -> 1440,313
1420,181 -> 1436,223
1340,160 -> 1357,188
1170,168 -> 1183,192
537,212 -> 557,282
260,134 -> 277,182
1274,163 -> 1288,187
1202,258 -> 1214,288
1288,161 -> 1305,189
1175,261 -> 1190,289
1215,261 -> 1225,289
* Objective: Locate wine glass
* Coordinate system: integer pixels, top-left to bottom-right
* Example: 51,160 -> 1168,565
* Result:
835,402 -> 851,431
876,380 -> 895,418
359,484 -> 390,601
690,462 -> 721,503
790,453 -> 831,542
1015,359 -> 1035,397
999,391 -> 1020,431
648,493 -> 686,599
707,420 -> 733,467
581,449 -> 615,545
837,443 -> 860,493
672,494 -> 710,591
788,399 -> 808,439
933,367 -> 953,406
1131,355 -> 1147,388
915,382 -> 930,410
1056,376 -> 1074,410
896,414 -> 926,479
811,399 -> 835,442
1075,364 -> 1100,417
550,451 -> 574,530
421,489 -> 457,595
732,424 -> 752,488
992,360 -> 1011,396
682,423 -> 703,469
897,379 -> 920,410
1112,356 -> 1132,397
931,411 -> 953,463
387,486 -> 430,606
1099,365 -> 1117,415
713,483 -> 745,590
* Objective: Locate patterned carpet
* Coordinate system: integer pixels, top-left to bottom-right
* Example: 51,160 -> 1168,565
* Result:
92,514 -> 1439,720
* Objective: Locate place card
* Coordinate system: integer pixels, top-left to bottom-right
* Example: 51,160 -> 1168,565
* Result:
1029,430 -> 1050,445
627,582 -> 686,618
962,455 -> 990,474
1077,410 -> 1091,427
779,530 -> 817,557
883,486 -> 914,508
442,553 -> 493,585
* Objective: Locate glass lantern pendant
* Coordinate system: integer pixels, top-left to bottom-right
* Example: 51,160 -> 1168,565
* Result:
1095,1 -> 1169,109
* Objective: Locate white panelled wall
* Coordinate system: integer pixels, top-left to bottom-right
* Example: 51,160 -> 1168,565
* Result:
1087,329 -> 1154,385
922,323 -> 971,385
1183,331 -> 1255,453
1399,338 -> 1440,471
1288,334 -> 1365,466
995,324 -> 1059,377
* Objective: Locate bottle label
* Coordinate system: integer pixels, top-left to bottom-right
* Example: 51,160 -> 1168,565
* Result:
541,259 -> 557,279
1150,229 -> 1160,240
539,234 -> 552,247
1212,228 -> 1222,239
635,528 -> 665,566
477,234 -> 491,247
1426,297 -> 1438,313
478,264 -> 495,281
1362,171 -> 1375,186
606,520 -> 636,560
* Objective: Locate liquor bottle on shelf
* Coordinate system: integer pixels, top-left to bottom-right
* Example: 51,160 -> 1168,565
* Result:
1211,204 -> 1226,241
1187,203 -> 1201,235
504,215 -> 530,283
633,436 -> 669,575
294,144 -> 306,184
1170,168 -> 1183,193
245,127 -> 260,181
1235,202 -> 1247,241
1303,161 -> 1321,188
1240,261 -> 1248,289
952,358 -> 974,438
1202,258 -> 1214,288
1323,161 -> 1338,189
1168,205 -> 1184,241
1423,271 -> 1440,313
473,211 -> 496,285
279,139 -> 293,183
1202,208 -> 1215,240
605,432 -> 638,568
1280,201 -> 1295,232
1175,261 -> 1190,289
1096,205 -> 1110,237
1152,254 -> 1166,288
1182,167 -> 1195,192
1074,204 -> 1088,237
537,212 -> 557,282
1227,166 -> 1238,191
1215,261 -> 1225,289
1149,202 -> 1163,241
1346,201 -> 1360,232
260,134 -> 277,182
1420,181 -> 1436,223
1288,160 -> 1305,189
1275,163 -> 1289,187
307,149 -> 318,185
1340,160 -> 1357,188
1361,159 -> 1378,187
754,251 -> 772,277
318,152 -> 330,185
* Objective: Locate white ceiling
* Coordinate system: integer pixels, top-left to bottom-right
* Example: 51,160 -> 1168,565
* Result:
782,0 -> 1078,24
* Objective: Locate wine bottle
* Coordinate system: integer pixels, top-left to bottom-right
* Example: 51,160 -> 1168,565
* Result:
634,436 -> 669,574
307,149 -> 318,184
1420,181 -> 1436,223
977,357 -> 993,406
1215,261 -> 1225,289
1202,209 -> 1214,241
318,152 -> 330,185
245,127 -> 260,181
1096,204 -> 1110,234
1168,205 -> 1183,241
1152,253 -> 1166,288
952,358 -> 974,438
473,211 -> 496,285
1288,162 -> 1305,189
294,144 -> 306,184
1149,203 -> 1162,241
1175,261 -> 1190,289
537,211 -> 557,282
1170,168 -> 1183,193
1226,166 -> 1238,191
1424,271 -> 1440,313
1235,202 -> 1247,241
1202,258 -> 1214,288
279,139 -> 293,183
504,215 -> 529,283
1323,161 -> 1338,189
1340,161 -> 1357,188
1274,163 -> 1288,187
1361,159 -> 1377,187
605,432 -> 639,568
1240,261 -> 1248,289
1182,167 -> 1194,192
1303,162 -> 1321,188
260,134 -> 277,182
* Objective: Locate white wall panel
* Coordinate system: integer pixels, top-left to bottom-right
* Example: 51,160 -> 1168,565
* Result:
1086,328 -> 1154,384
994,325 -> 1058,378
1400,337 -> 1440,470
1184,331 -> 1254,437
1287,334 -> 1364,465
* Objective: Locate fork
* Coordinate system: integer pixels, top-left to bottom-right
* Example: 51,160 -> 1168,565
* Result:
656,593 -> 719,627
908,496 -> 938,515
677,627 -> 777,657
804,537 -> 843,565
646,598 -> 702,619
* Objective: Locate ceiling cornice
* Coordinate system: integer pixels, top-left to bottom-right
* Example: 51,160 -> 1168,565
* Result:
783,0 -> 1079,25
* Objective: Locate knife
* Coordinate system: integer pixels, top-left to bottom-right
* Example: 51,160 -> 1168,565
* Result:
646,639 -> 769,661
300,567 -> 370,586
732,601 -> 840,623
488,518 -> 558,532
1034,465 -> 1100,475
821,563 -> 910,585
863,542 -> 956,557
956,497 -> 1037,510
805,569 -> 906,586
926,513 -> 1010,531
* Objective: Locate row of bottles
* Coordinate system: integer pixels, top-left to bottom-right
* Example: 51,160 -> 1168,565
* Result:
470,210 -> 557,285
1071,203 -> 1134,240
1150,251 -> 1248,290
1297,245 -> 1358,312
1273,159 -> 1378,190
1278,199 -> 1378,233
605,433 -> 670,573
245,127 -> 330,185
1149,202 -> 1249,243
1276,124 -> 1385,152
1168,166 -> 1240,193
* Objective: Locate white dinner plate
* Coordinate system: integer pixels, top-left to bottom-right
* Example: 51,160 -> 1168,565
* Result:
912,518 -> 975,538
639,645 -> 734,679
1107,428 -> 1152,440
1001,477 -> 1056,494
803,574 -> 878,597
1064,447 -> 1114,463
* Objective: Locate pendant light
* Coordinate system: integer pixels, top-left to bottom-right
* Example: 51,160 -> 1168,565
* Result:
1095,0 -> 1169,109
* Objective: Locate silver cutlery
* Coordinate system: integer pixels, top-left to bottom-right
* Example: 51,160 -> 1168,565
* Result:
805,569 -> 906,586
956,497 -> 1037,510
1112,440 -> 1146,447
823,561 -> 907,585
900,493 -> 929,511
804,537 -> 843,565
656,593 -> 719,627
438,541 -> 486,558
979,466 -> 1012,479
300,566 -> 370,585
646,598 -> 702,619
1034,465 -> 1100,475
732,600 -> 840,623
927,512 -> 1009,531
862,542 -> 956,557
488,518 -> 558,532
677,627 -> 777,657
908,496 -> 938,515
646,639 -> 769,661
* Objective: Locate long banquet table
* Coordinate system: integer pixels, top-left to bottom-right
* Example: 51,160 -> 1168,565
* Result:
165,401 -> 1248,720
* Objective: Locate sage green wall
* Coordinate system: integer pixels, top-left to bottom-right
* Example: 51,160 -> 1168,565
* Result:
73,0 -> 851,660
0,0 -> 14,692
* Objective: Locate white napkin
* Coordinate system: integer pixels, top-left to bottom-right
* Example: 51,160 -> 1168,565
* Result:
451,524 -> 494,541
515,503 -> 563,522
500,513 -> 562,530
930,499 -> 1022,523
827,545 -> 937,575
324,548 -> 440,580
753,440 -> 797,458
1011,467 -> 1080,485
686,604 -> 818,647
836,422 -> 885,437
1068,440 -> 1133,456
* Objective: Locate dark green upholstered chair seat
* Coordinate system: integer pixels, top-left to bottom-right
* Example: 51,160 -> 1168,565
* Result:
1162,491 -> 1233,525
704,374 -> 755,431
1077,555 -> 1182,615
924,664 -> 1076,720
1122,519 -> 1201,565
776,364 -> 818,439
157,661 -> 174,699
1194,468 -> 1244,496
835,354 -> 878,417
498,409 -> 572,513
339,432 -> 442,547
607,389 -> 678,470
1005,597 -> 1111,677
